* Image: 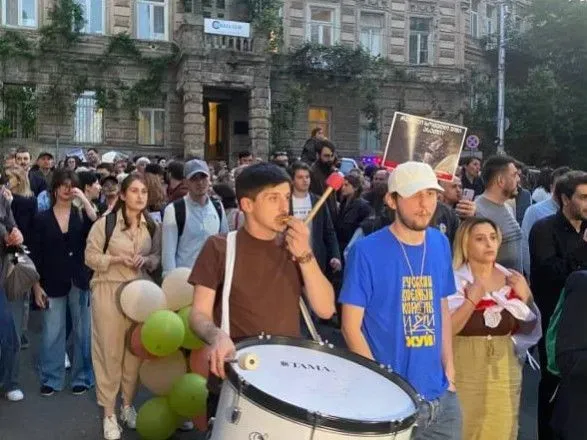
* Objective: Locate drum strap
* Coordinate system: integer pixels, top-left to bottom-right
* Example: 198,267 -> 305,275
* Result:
220,230 -> 322,342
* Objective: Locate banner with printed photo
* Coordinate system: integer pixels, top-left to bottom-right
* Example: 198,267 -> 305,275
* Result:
382,112 -> 467,181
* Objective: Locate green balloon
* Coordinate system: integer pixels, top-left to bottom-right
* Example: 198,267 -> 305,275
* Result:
168,373 -> 209,418
177,307 -> 205,350
141,310 -> 185,357
136,397 -> 179,440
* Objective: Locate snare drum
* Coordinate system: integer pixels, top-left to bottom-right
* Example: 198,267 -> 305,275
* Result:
209,335 -> 420,440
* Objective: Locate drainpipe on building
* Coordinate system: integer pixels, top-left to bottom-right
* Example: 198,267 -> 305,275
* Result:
496,0 -> 507,155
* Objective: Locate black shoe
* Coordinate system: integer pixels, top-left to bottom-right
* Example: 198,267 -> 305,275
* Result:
40,386 -> 54,397
72,386 -> 88,395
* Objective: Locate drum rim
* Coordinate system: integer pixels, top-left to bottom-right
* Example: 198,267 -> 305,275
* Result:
226,336 -> 421,434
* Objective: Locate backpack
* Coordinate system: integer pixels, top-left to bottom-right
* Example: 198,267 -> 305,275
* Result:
173,197 -> 223,238
103,211 -> 156,253
545,288 -> 567,377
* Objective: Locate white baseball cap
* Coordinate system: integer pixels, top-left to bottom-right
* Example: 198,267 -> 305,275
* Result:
388,161 -> 444,198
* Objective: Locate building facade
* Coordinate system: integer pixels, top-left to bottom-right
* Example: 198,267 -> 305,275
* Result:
0,0 -> 521,163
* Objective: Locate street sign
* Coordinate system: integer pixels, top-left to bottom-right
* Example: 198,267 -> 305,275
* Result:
466,135 -> 480,149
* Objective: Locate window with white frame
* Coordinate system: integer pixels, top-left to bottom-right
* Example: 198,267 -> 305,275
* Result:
2,0 -> 36,27
77,0 -> 104,34
137,0 -> 167,40
307,5 -> 336,46
138,108 -> 164,145
409,18 -> 431,65
470,0 -> 480,38
486,4 -> 496,35
360,115 -> 378,153
74,91 -> 103,144
360,12 -> 384,57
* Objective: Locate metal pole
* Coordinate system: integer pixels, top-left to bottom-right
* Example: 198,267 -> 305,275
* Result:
496,1 -> 506,155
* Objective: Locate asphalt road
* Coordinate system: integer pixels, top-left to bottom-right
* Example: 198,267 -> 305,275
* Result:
0,311 -> 538,440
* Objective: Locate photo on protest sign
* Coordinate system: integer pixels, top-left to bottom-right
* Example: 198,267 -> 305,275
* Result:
382,112 -> 467,181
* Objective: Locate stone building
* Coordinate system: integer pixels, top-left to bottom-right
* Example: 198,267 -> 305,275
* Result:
0,0 -> 524,163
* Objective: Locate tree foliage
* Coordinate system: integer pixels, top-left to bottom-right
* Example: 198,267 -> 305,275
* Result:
467,0 -> 587,167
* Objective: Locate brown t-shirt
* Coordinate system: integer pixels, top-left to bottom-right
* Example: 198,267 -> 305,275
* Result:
188,228 -> 302,340
458,310 -> 518,337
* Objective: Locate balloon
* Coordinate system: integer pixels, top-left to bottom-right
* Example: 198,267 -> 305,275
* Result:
177,306 -> 205,350
162,267 -> 193,311
189,346 -> 210,379
139,350 -> 187,395
168,373 -> 208,417
120,280 -> 167,322
128,324 -> 158,360
193,414 -> 208,432
141,310 -> 185,356
136,397 -> 178,440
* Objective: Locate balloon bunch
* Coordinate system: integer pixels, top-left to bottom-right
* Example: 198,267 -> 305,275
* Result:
120,268 -> 211,440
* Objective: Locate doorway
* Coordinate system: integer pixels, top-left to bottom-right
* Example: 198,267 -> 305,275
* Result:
204,100 -> 229,161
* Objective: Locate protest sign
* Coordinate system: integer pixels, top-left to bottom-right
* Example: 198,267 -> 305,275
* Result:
382,112 -> 467,181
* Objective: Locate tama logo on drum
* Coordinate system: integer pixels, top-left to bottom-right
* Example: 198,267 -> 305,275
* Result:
280,360 -> 334,372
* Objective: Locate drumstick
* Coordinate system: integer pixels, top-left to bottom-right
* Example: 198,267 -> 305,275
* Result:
227,353 -> 260,371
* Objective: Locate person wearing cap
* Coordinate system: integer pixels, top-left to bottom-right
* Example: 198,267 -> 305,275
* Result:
34,152 -> 54,187
340,161 -> 461,440
162,159 -> 228,278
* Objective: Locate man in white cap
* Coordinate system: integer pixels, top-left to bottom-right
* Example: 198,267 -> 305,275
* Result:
340,161 -> 461,440
162,159 -> 228,278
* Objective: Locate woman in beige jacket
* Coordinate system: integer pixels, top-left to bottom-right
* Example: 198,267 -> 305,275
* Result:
85,174 -> 161,440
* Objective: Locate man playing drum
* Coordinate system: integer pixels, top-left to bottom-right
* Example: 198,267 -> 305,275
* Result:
188,163 -> 335,416
340,162 -> 462,440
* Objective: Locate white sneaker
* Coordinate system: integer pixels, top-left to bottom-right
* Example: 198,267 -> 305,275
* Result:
6,389 -> 24,402
179,420 -> 194,431
120,405 -> 137,429
103,415 -> 121,440
64,354 -> 71,369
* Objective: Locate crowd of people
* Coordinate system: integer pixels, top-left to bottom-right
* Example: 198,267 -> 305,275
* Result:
0,137 -> 584,440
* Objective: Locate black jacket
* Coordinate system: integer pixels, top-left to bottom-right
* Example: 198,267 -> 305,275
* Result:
28,170 -> 47,197
336,197 -> 371,253
31,207 -> 93,297
11,194 -> 37,246
290,193 -> 341,273
551,271 -> 587,440
529,211 -> 587,322
310,163 -> 338,223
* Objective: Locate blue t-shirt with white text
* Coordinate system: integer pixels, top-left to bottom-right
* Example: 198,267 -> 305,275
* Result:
339,227 -> 456,401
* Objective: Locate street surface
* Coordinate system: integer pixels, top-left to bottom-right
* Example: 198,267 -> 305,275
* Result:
0,311 -> 538,439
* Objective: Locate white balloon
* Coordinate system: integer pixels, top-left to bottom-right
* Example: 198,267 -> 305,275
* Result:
120,280 -> 167,322
162,267 -> 193,311
139,350 -> 187,396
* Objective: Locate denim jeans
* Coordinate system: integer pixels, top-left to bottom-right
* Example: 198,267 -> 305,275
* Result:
39,285 -> 94,390
0,297 -> 25,391
0,288 -> 19,393
412,390 -> 462,440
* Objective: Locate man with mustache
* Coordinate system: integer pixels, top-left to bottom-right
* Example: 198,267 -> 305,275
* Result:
310,140 -> 338,223
340,161 -> 461,440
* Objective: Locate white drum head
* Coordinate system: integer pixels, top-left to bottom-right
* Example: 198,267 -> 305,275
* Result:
231,338 -> 417,425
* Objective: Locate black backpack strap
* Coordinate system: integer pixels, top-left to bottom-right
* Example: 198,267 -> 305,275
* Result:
210,198 -> 223,232
174,198 -> 186,238
103,211 -> 117,253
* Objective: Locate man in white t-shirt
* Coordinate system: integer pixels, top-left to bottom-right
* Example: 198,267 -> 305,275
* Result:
290,162 -> 341,274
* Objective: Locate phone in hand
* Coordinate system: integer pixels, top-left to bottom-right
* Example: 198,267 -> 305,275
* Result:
462,188 -> 475,201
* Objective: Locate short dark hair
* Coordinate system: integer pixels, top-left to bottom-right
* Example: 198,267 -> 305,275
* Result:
87,148 -> 98,154
537,167 -> 553,190
463,156 -> 480,166
316,139 -> 335,155
97,162 -> 114,173
167,160 -> 184,181
15,147 -> 29,155
238,151 -> 252,160
554,171 -> 587,206
311,127 -> 322,137
76,171 -> 98,190
289,161 -> 311,178
551,166 -> 571,186
51,169 -> 79,205
213,183 -> 238,210
235,163 -> 291,202
145,163 -> 164,176
481,155 -> 516,186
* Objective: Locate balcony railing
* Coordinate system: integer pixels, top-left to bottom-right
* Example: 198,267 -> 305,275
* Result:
203,33 -> 255,53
